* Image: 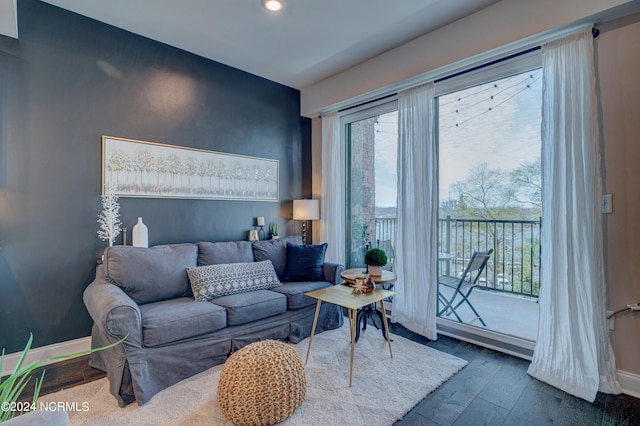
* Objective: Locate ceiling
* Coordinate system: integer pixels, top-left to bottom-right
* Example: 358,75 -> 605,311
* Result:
41,0 -> 501,89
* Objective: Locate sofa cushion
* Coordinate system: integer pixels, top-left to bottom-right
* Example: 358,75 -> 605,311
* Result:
187,260 -> 281,302
197,241 -> 254,266
281,243 -> 328,282
252,235 -> 302,279
104,244 -> 197,305
139,297 -> 227,347
270,281 -> 332,310
210,290 -> 287,326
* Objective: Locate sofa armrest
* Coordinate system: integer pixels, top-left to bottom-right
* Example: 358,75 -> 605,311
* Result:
83,277 -> 143,348
322,262 -> 345,285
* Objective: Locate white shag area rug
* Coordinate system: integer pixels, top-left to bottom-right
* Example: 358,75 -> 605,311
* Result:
41,325 -> 466,425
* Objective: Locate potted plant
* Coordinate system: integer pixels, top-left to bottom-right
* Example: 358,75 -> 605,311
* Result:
1,334 -> 125,423
364,248 -> 387,277
270,223 -> 279,239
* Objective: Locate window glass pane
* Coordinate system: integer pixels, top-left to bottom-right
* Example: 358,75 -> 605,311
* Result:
437,68 -> 542,341
439,69 -> 542,218
347,110 -> 398,269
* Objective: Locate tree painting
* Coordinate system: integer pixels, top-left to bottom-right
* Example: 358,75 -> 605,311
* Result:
102,137 -> 278,201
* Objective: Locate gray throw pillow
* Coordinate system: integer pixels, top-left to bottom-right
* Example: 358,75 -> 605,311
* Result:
196,241 -> 254,266
252,235 -> 303,279
187,260 -> 281,302
105,244 -> 198,305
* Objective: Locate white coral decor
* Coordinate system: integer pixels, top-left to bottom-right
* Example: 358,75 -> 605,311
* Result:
97,182 -> 123,246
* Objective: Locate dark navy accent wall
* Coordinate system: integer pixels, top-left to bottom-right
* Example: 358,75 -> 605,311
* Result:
0,0 -> 311,353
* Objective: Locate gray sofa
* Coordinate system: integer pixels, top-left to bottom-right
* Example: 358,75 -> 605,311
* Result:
83,236 -> 343,407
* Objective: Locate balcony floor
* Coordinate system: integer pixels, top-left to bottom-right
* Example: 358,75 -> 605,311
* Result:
438,286 -> 539,341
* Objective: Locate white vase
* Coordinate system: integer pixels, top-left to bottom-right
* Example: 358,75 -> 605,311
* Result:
132,217 -> 148,248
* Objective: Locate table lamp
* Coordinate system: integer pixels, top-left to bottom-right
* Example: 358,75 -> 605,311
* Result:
293,199 -> 319,244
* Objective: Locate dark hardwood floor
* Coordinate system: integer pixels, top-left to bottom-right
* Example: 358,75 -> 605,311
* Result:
8,324 -> 640,426
8,354 -> 106,403
388,322 -> 640,426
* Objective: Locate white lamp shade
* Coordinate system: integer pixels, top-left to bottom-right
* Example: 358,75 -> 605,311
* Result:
293,199 -> 319,220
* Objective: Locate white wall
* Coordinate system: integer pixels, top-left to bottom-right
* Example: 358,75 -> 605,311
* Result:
0,0 -> 18,38
597,12 -> 640,382
301,0 -> 635,117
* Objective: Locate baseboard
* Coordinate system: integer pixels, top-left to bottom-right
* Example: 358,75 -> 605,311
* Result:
1,337 -> 92,377
618,369 -> 640,398
436,317 -> 535,360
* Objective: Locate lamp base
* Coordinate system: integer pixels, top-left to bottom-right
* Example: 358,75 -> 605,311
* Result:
301,221 -> 307,244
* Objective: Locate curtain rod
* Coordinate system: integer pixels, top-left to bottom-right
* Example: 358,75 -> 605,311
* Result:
337,94 -> 396,114
334,26 -> 599,116
434,26 -> 599,85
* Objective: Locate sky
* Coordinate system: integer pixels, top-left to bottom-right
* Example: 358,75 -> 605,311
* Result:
372,69 -> 542,207
373,112 -> 398,207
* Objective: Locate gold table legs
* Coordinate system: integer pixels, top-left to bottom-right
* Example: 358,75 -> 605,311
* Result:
305,300 -> 322,365
305,299 -> 393,387
379,299 -> 393,359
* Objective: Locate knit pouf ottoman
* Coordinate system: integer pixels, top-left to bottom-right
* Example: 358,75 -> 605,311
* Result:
217,340 -> 307,426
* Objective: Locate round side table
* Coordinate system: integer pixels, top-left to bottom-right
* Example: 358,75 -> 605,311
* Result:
340,268 -> 396,286
340,268 -> 397,342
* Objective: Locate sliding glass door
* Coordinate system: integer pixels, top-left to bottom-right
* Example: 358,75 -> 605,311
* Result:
436,54 -> 543,344
340,51 -> 543,356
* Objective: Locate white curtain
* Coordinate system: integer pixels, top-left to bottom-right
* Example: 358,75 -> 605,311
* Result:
391,83 -> 438,341
527,30 -> 621,402
319,112 -> 346,264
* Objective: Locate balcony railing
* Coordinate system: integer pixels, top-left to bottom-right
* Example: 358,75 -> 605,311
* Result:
375,216 -> 541,299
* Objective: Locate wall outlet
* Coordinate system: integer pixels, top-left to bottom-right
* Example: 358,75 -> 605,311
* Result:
606,310 -> 615,330
602,194 -> 613,214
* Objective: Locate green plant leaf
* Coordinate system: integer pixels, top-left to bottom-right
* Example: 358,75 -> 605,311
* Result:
0,334 -> 126,423
364,248 -> 388,266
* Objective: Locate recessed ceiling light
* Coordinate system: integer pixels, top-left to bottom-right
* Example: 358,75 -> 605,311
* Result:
261,0 -> 284,12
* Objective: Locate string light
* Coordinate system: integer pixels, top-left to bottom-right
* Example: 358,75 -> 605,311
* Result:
440,72 -> 537,108
444,70 -> 541,129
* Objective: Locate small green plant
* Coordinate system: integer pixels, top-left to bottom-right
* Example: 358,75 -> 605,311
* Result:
364,248 -> 388,267
0,334 -> 125,422
269,223 -> 279,237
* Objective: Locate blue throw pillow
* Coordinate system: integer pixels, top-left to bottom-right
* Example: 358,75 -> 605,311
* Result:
282,242 -> 327,282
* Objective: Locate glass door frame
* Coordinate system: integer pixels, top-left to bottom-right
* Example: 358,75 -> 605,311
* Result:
336,50 -> 542,359
433,50 -> 542,359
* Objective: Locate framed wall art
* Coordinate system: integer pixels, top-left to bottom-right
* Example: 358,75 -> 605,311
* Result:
102,136 -> 279,201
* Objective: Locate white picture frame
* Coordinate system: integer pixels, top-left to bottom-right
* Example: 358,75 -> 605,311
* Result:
102,136 -> 279,202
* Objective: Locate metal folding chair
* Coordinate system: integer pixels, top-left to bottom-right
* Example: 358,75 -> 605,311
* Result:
437,249 -> 493,326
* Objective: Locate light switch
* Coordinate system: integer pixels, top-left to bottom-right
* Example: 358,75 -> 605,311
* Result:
602,194 -> 612,214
